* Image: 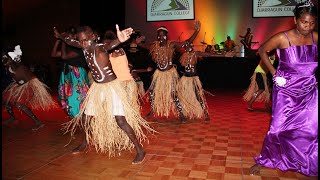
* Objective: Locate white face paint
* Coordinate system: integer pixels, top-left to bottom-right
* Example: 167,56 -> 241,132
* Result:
2,55 -> 8,63
8,66 -> 15,74
183,42 -> 194,52
13,56 -> 21,63
157,31 -> 168,43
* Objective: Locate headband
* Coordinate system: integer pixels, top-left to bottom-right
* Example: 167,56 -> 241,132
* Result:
157,26 -> 168,33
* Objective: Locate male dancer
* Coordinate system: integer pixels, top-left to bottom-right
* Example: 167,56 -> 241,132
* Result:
136,20 -> 201,123
54,25 -> 155,164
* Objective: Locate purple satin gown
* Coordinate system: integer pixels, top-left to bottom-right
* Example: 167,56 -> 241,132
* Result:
255,32 -> 318,176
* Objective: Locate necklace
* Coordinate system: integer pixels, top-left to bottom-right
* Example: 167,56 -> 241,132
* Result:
154,43 -> 172,70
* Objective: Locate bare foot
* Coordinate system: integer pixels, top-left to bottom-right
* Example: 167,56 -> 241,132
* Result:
2,117 -> 17,125
180,114 -> 187,123
181,118 -> 187,123
249,164 -> 262,175
32,123 -> 45,131
247,106 -> 254,112
132,151 -> 146,165
72,144 -> 88,154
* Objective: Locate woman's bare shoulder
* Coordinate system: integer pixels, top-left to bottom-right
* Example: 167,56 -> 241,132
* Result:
272,30 -> 289,39
267,30 -> 291,45
312,31 -> 318,44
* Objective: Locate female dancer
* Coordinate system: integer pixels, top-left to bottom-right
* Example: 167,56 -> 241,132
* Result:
51,26 -> 90,118
2,45 -> 57,130
250,1 -> 318,176
243,50 -> 276,112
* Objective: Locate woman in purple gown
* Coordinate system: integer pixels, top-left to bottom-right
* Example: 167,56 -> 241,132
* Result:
250,0 -> 318,177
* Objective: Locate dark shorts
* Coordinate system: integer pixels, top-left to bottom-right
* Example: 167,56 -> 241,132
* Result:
256,73 -> 265,90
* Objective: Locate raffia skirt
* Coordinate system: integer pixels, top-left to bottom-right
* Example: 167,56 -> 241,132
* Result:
136,80 -> 145,100
149,68 -> 179,117
121,79 -> 140,112
2,78 -> 57,111
177,75 -> 208,119
62,79 -> 156,157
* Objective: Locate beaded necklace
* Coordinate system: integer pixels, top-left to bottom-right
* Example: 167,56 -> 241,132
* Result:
150,41 -> 174,70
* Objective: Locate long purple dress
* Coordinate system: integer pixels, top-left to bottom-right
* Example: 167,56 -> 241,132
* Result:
255,32 -> 318,176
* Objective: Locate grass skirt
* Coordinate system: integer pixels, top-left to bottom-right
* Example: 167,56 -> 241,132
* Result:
177,76 -> 208,119
243,72 -> 270,103
149,68 -> 179,117
121,79 -> 140,112
136,80 -> 145,100
2,78 -> 57,111
62,79 -> 156,157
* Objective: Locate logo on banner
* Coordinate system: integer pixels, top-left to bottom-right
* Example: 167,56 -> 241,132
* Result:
151,0 -> 190,12
147,0 -> 194,21
253,0 -> 307,17
257,0 -> 305,7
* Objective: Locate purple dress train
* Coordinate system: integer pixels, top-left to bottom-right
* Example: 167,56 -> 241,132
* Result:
255,32 -> 318,176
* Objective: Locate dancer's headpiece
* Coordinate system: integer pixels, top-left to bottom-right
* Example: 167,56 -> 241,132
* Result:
8,45 -> 22,63
157,26 -> 168,33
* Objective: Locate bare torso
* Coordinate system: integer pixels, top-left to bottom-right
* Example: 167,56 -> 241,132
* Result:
150,41 -> 176,71
180,51 -> 198,76
84,44 -> 117,83
6,63 -> 35,85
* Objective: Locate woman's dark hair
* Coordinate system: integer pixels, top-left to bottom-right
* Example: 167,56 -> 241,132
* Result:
293,1 -> 318,19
